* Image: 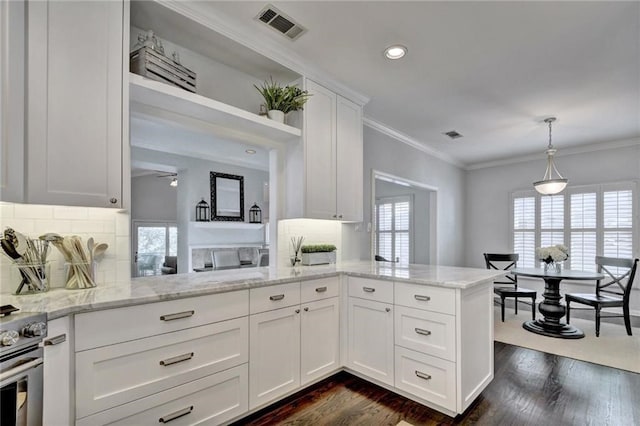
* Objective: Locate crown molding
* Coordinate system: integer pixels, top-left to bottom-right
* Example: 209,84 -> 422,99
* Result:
160,1 -> 370,106
363,117 -> 464,168
466,137 -> 640,171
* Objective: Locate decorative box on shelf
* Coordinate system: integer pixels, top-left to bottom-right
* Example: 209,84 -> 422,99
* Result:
130,46 -> 196,93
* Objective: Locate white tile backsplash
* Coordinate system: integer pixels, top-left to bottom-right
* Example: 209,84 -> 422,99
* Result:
277,218 -> 342,268
0,202 -> 130,294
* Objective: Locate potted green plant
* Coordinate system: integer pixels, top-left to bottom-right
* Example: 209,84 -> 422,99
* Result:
254,77 -> 311,123
300,244 -> 337,266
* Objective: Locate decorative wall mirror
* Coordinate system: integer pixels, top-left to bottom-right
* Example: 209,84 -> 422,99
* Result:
210,172 -> 244,221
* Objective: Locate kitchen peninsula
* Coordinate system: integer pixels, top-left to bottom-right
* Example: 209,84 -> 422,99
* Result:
4,262 -> 503,425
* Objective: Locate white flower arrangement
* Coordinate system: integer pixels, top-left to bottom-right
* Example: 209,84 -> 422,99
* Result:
536,244 -> 569,264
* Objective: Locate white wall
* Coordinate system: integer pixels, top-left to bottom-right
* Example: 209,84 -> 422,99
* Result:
464,142 -> 640,313
343,125 -> 466,266
131,174 -> 177,222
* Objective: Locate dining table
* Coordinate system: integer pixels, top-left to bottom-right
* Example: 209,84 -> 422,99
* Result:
511,267 -> 604,339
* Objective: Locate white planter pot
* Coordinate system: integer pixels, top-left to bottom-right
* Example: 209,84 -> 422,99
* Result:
267,110 -> 285,123
301,251 -> 336,266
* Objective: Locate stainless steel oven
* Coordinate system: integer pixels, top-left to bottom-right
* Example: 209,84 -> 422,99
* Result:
0,307 -> 47,426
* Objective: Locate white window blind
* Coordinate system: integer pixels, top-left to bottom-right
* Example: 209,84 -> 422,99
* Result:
513,196 -> 536,267
376,196 -> 412,265
511,183 -> 636,272
570,192 -> 597,271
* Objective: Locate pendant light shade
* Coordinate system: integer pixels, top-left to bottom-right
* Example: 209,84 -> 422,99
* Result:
533,117 -> 567,195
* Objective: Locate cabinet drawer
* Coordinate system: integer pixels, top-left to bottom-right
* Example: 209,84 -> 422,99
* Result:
76,317 -> 248,418
348,276 -> 393,303
395,282 -> 455,315
301,276 -> 339,303
76,364 -> 248,426
250,282 -> 300,314
395,306 -> 455,361
75,291 -> 248,351
394,346 -> 456,412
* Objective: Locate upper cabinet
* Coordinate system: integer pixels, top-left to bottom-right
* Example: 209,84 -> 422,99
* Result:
286,79 -> 364,222
25,0 -> 125,208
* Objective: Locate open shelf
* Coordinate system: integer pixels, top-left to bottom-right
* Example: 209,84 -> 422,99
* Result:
129,73 -> 302,147
191,221 -> 264,230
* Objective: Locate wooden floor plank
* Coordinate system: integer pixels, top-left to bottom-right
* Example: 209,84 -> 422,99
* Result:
232,342 -> 640,426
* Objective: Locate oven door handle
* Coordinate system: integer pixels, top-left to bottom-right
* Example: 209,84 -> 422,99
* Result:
0,357 -> 44,384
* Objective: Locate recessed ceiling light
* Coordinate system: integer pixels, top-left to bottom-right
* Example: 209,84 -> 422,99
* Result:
245,149 -> 256,154
384,45 -> 407,60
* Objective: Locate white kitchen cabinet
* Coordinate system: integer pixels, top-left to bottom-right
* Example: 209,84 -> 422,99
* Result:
301,297 -> 340,385
347,297 -> 394,386
26,0 -> 125,208
76,364 -> 248,426
43,316 -> 73,426
287,79 -> 363,221
335,95 -> 363,221
249,306 -> 301,409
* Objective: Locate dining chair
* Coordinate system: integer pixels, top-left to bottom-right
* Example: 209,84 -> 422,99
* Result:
483,253 -> 537,322
565,256 -> 638,337
212,250 -> 241,270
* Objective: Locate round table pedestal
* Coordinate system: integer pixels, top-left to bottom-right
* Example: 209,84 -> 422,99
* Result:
522,277 -> 585,339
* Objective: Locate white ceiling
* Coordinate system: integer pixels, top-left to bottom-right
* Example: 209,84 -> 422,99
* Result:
203,1 -> 640,167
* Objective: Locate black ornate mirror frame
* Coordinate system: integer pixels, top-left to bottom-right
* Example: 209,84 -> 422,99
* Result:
210,171 -> 244,221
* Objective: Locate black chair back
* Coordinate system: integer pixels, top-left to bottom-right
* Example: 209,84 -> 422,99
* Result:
595,256 -> 638,302
484,253 -> 519,286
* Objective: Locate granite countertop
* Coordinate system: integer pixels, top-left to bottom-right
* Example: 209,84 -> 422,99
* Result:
0,261 -> 504,320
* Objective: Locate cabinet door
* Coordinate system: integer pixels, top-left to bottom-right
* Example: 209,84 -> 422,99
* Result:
27,0 -> 123,207
301,297 -> 340,385
43,316 -> 72,426
347,297 -> 394,386
249,306 -> 301,409
304,79 -> 337,219
336,95 -> 363,222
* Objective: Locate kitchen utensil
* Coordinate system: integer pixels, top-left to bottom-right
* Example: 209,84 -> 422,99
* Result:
1,239 -> 21,260
92,243 -> 108,262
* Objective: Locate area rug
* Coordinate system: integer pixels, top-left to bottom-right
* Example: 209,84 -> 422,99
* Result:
494,307 -> 640,373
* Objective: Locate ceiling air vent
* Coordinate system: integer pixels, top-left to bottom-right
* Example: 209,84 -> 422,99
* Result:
443,130 -> 463,140
256,4 -> 307,41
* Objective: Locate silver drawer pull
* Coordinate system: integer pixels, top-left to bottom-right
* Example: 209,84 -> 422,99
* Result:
159,405 -> 193,423
415,328 -> 432,336
414,295 -> 431,302
43,334 -> 66,346
160,352 -> 194,366
363,287 -> 376,293
270,294 -> 285,301
160,310 -> 194,321
315,286 -> 327,293
415,370 -> 432,381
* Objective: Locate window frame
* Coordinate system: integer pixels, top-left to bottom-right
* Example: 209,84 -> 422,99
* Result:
375,195 -> 414,265
510,181 -> 638,269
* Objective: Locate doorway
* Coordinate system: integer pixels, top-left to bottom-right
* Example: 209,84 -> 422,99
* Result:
371,171 -> 437,265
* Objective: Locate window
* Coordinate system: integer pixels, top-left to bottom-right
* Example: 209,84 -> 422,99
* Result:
511,183 -> 636,270
375,196 -> 412,265
133,222 -> 178,276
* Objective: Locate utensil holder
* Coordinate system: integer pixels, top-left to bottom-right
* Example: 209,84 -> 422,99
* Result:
12,262 -> 50,294
64,261 -> 97,290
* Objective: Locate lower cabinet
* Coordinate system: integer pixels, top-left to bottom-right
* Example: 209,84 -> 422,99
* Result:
346,297 -> 394,386
76,364 -> 248,426
249,295 -> 341,409
394,346 -> 456,411
43,316 -> 73,426
301,297 -> 340,385
249,306 -> 301,409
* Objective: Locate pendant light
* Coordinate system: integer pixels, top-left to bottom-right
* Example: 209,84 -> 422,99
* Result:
533,117 -> 568,195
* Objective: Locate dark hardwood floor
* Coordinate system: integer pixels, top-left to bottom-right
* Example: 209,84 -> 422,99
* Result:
232,342 -> 640,426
